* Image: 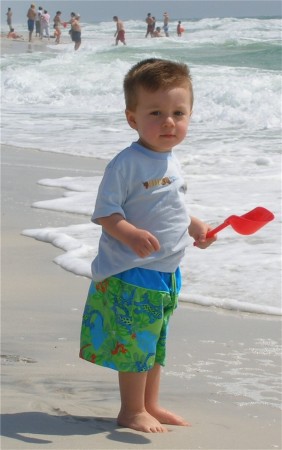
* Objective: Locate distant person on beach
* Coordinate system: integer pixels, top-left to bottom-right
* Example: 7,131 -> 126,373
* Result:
7,28 -> 24,40
68,12 -> 76,29
6,8 -> 13,31
163,11 -> 169,37
67,12 -> 76,40
80,58 -> 215,433
40,10 -> 50,40
113,16 -> 126,45
71,13 -> 82,50
145,13 -> 154,37
35,6 -> 43,37
152,16 -> 156,34
177,21 -> 184,37
53,11 -> 63,44
152,26 -> 163,37
27,4 -> 37,42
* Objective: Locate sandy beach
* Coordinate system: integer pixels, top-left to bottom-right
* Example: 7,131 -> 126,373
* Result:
1,25 -> 282,449
1,143 -> 281,450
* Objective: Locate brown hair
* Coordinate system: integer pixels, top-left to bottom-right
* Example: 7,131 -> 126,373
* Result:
123,58 -> 193,111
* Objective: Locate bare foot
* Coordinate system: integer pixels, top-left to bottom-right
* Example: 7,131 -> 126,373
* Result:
117,410 -> 168,433
147,406 -> 191,426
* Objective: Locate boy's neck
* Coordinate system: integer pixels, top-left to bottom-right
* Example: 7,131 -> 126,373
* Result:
137,138 -> 172,153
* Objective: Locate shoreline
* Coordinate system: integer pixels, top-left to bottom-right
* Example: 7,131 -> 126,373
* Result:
1,144 -> 281,449
3,143 -> 280,318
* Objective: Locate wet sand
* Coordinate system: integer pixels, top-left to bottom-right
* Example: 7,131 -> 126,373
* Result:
1,143 -> 281,449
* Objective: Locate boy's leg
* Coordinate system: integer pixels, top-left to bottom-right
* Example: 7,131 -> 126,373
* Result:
145,362 -> 161,409
145,363 -> 191,426
117,371 -> 167,433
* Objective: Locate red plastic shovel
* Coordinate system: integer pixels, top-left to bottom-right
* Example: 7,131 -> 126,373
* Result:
206,206 -> 275,239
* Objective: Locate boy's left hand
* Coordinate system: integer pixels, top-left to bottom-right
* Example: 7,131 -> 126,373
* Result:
188,216 -> 217,249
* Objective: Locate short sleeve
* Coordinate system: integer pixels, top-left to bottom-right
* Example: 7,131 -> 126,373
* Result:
91,165 -> 127,224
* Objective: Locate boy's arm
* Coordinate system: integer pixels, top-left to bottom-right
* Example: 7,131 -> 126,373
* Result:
188,216 -> 216,249
98,213 -> 160,258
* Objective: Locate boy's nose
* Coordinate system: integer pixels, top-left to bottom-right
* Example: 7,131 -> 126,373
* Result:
163,116 -> 174,127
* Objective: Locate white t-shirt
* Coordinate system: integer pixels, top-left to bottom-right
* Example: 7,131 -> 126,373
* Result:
91,141 -> 190,281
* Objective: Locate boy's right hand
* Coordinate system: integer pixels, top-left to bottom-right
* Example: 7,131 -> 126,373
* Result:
127,228 -> 160,258
98,213 -> 160,258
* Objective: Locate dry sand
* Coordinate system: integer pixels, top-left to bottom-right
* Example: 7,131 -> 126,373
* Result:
1,144 -> 281,450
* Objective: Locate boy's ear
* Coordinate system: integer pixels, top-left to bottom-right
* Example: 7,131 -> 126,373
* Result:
125,109 -> 138,130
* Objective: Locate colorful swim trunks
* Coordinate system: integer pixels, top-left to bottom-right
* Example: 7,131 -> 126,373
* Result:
80,267 -> 181,372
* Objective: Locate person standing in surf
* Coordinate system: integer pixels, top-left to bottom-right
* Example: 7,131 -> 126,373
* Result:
145,13 -> 154,37
71,13 -> 82,51
80,58 -> 215,433
27,4 -> 37,42
6,8 -> 13,32
163,11 -> 169,37
113,16 -> 126,45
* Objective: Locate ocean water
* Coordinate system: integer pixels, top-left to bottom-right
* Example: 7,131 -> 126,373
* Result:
1,17 -> 281,315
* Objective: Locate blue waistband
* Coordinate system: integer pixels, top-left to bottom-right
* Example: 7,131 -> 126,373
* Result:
113,267 -> 181,294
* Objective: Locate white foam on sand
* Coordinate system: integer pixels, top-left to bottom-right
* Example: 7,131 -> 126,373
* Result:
22,174 -> 281,316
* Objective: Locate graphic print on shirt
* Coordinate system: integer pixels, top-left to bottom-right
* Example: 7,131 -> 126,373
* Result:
143,176 -> 177,189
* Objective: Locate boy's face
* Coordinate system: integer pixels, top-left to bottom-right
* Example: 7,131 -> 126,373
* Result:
126,86 -> 192,152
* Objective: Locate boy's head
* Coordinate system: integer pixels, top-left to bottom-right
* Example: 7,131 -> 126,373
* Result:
123,58 -> 193,112
124,59 -> 193,152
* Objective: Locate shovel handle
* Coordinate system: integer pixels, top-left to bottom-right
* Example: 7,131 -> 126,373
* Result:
206,221 -> 229,238
193,221 -> 229,245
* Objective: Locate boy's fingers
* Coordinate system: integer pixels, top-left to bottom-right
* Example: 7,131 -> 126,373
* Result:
198,232 -> 207,242
149,235 -> 160,251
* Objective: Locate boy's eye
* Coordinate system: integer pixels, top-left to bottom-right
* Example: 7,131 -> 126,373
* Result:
149,110 -> 186,117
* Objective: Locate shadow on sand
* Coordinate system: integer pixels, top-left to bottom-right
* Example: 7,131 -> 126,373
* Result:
1,411 -> 151,446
